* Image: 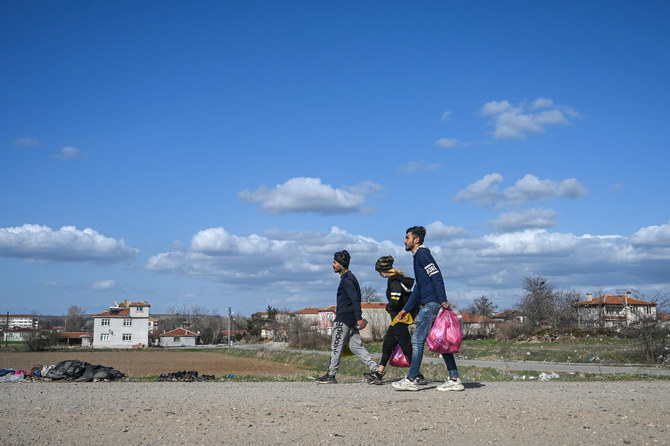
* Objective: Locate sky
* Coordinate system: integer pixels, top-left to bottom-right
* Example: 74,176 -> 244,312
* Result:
2,1 -> 669,317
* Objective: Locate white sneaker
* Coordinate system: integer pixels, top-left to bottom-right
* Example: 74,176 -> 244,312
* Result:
392,377 -> 419,391
437,378 -> 464,391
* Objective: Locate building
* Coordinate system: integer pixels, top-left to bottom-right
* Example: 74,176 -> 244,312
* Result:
460,312 -> 496,338
316,302 -> 389,341
1,314 -> 39,329
575,292 -> 657,329
160,328 -> 199,347
92,300 -> 150,348
491,310 -> 525,324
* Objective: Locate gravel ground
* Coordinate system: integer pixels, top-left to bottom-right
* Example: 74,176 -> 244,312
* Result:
3,380 -> 668,445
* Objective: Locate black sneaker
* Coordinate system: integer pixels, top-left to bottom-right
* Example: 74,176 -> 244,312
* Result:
364,369 -> 385,382
366,370 -> 386,385
317,373 -> 337,384
416,373 -> 428,385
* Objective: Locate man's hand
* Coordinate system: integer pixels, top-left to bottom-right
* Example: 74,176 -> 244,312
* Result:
441,301 -> 451,310
357,319 -> 367,330
397,310 -> 407,321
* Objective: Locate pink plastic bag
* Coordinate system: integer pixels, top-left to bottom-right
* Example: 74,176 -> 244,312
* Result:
388,344 -> 410,368
427,309 -> 463,354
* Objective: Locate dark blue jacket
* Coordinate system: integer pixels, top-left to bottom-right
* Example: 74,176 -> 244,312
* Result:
403,246 -> 447,312
335,271 -> 362,327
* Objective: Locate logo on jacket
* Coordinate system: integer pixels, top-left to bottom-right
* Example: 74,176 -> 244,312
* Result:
424,263 -> 439,276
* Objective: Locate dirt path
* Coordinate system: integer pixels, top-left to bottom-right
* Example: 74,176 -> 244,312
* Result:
0,350 -> 306,377
2,381 -> 668,445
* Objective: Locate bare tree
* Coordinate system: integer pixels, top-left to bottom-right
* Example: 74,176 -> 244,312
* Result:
361,286 -> 382,303
517,277 -> 556,329
466,296 -> 499,317
65,305 -> 86,332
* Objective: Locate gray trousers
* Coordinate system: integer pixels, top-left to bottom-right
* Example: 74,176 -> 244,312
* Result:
327,321 -> 378,376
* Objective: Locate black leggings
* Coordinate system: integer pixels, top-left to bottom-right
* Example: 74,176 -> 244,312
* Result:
379,322 -> 413,368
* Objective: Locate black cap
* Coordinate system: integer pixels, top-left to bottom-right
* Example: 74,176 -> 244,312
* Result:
375,255 -> 394,272
333,250 -> 350,269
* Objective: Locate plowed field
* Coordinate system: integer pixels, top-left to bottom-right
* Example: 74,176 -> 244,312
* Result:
0,349 -> 306,377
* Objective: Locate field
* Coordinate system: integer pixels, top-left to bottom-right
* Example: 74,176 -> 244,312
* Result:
0,349 -> 308,378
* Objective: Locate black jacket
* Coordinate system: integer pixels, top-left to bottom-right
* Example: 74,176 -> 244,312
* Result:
385,273 -> 415,317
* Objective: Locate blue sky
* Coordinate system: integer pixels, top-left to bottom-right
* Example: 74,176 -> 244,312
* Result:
2,1 -> 669,317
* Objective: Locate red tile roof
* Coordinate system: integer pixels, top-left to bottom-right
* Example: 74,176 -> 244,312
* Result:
460,312 -> 496,323
292,307 -> 320,315
161,328 -> 199,337
93,308 -> 131,317
575,295 -> 657,306
361,302 -> 386,310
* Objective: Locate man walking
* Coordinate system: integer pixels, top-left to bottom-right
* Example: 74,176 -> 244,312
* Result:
317,250 -> 380,384
392,226 -> 464,391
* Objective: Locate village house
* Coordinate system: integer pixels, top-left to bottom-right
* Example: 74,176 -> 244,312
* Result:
160,327 -> 199,347
491,310 -> 525,324
316,303 -> 389,341
92,300 -> 150,348
460,312 -> 496,338
575,291 -> 657,329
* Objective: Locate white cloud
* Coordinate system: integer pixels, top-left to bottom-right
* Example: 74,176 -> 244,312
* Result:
0,224 -> 139,263
490,208 -> 558,232
12,137 -> 40,147
54,146 -> 83,159
238,177 -> 381,215
398,161 -> 441,172
481,98 -> 578,140
93,279 -> 117,290
441,111 -> 452,121
144,223 -> 670,312
426,221 -> 468,241
453,173 -> 587,208
630,221 -> 670,247
435,138 -> 460,149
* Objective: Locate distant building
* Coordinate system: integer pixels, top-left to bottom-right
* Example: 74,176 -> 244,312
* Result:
460,312 -> 496,337
92,300 -> 150,348
1,314 -> 39,329
160,327 -> 199,347
575,291 -> 657,329
491,310 -> 525,324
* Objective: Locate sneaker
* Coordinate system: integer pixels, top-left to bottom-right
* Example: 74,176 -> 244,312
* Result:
366,370 -> 386,385
368,370 -> 386,386
437,378 -> 464,391
317,373 -> 337,384
416,373 -> 428,385
391,377 -> 419,391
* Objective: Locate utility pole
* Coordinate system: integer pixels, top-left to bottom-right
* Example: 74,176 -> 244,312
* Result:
227,307 -> 232,348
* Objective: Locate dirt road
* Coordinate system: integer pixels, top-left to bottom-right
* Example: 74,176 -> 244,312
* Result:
2,380 -> 668,445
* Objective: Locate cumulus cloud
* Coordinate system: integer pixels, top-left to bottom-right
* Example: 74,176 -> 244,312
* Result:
426,221 -> 468,241
490,208 -> 558,232
12,137 -> 40,147
630,221 -> 670,247
144,223 -> 670,311
453,173 -> 587,208
239,177 -> 382,215
0,224 -> 139,263
398,161 -> 441,172
481,98 -> 579,140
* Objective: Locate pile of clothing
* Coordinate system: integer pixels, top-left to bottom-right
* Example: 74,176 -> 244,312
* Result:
156,370 -> 215,382
0,368 -> 27,382
31,360 -> 125,382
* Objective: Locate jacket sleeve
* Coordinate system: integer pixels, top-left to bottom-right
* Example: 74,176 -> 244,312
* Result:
420,250 -> 448,303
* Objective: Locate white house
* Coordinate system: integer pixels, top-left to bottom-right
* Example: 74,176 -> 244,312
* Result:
92,300 -> 150,348
575,292 -> 657,329
2,314 -> 39,329
160,327 -> 199,347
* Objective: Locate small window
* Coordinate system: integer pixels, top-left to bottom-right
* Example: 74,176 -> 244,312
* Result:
101,318 -> 110,326
173,336 -> 181,343
122,333 -> 131,341
123,319 -> 132,326
136,306 -> 144,312
326,313 -> 334,321
100,334 -> 110,341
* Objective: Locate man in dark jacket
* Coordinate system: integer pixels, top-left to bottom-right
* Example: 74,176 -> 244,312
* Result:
317,250 -> 380,384
392,226 -> 464,392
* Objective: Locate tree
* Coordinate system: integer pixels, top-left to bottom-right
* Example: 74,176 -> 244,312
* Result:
517,277 -> 556,329
465,296 -> 498,317
65,305 -> 86,332
361,286 -> 382,303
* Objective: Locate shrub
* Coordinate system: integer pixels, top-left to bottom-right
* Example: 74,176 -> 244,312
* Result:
495,322 -> 526,342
